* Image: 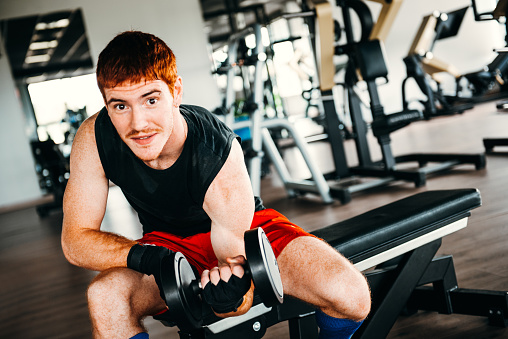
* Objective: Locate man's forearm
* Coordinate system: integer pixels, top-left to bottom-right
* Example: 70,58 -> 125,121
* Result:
62,227 -> 136,271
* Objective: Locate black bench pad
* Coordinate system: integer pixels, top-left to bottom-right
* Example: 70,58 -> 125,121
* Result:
311,189 -> 481,264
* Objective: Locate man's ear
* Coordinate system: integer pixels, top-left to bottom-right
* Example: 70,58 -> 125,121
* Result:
173,76 -> 183,105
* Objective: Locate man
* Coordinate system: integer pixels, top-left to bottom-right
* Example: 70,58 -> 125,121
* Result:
61,31 -> 370,339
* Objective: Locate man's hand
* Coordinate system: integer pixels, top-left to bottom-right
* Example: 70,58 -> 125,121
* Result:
127,243 -> 173,300
201,256 -> 254,317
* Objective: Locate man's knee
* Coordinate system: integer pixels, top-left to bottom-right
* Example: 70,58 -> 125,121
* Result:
316,246 -> 370,320
327,271 -> 371,321
87,268 -> 135,308
317,243 -> 371,321
88,267 -> 166,322
356,277 -> 371,320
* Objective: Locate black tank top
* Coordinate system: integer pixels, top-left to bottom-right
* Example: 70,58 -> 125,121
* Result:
95,104 -> 264,237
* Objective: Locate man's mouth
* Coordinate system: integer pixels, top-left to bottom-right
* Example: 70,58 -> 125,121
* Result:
131,133 -> 156,145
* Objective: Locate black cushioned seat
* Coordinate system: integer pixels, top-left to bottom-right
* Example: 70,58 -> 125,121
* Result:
312,189 -> 481,263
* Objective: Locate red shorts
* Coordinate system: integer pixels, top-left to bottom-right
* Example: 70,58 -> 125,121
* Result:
138,208 -> 315,274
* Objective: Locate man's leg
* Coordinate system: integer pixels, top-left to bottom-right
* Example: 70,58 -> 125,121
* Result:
87,267 -> 167,339
277,236 -> 371,336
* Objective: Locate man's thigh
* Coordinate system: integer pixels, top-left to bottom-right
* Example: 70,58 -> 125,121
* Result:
251,208 -> 318,259
276,235 -> 368,320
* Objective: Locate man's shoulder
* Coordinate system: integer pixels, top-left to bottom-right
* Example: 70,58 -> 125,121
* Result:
76,111 -> 100,144
68,110 -> 106,179
70,109 -> 107,162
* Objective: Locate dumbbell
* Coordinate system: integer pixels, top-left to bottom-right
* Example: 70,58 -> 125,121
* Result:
159,227 -> 284,330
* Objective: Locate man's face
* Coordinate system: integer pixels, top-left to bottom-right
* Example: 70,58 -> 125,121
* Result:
104,78 -> 182,163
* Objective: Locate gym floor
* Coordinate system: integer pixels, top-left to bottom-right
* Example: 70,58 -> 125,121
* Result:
1,101 -> 508,338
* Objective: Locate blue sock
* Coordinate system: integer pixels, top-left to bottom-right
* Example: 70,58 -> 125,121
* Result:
315,309 -> 363,339
130,333 -> 148,339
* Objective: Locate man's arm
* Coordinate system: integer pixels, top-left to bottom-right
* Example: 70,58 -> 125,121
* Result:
201,138 -> 256,316
61,113 -> 136,271
203,138 -> 255,264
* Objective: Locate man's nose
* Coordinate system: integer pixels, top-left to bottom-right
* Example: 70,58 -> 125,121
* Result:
130,107 -> 149,131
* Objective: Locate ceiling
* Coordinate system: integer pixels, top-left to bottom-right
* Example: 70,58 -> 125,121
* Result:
200,0 -> 296,48
0,0 -> 296,84
0,9 -> 93,83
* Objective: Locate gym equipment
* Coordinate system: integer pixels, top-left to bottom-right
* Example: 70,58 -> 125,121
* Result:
484,137 -> 508,152
402,6 -> 474,118
483,48 -> 508,153
346,38 -> 485,186
403,0 -> 508,119
30,138 -> 70,216
63,107 -> 86,146
212,3 -> 408,204
215,21 -> 339,204
466,0 -> 508,99
156,189 -> 508,338
305,0 -> 485,203
211,0 -> 484,205
158,227 -> 283,332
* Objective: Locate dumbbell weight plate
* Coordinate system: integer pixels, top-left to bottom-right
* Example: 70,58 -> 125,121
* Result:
244,227 -> 284,306
160,252 -> 202,330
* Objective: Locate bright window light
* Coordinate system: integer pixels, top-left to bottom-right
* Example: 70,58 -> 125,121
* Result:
212,48 -> 228,64
475,0 -> 498,14
29,40 -> 58,50
28,74 -> 104,143
244,27 -> 271,49
25,54 -> 50,63
35,18 -> 70,31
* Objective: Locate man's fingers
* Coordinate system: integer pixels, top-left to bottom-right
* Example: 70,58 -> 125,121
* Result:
219,264 -> 233,282
230,264 -> 245,278
201,267 -> 221,286
202,255 -> 247,288
201,269 -> 211,288
209,267 -> 221,285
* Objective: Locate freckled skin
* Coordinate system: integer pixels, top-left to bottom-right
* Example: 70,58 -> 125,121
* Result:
61,78 -> 370,338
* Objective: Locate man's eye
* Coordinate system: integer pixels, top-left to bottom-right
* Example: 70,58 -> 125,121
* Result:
147,98 -> 158,105
115,104 -> 126,110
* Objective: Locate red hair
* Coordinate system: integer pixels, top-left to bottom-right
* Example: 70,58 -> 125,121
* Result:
96,31 -> 178,98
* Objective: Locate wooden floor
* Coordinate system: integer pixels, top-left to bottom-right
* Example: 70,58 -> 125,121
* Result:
1,101 -> 508,338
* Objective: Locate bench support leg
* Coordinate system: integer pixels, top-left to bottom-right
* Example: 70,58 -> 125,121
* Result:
288,315 -> 319,339
407,255 -> 508,327
355,239 -> 442,339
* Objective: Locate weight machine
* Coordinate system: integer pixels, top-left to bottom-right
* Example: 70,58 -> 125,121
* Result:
402,6 -> 474,118
30,138 -> 69,217
214,21 -> 338,203
402,0 -> 508,119
303,0 -> 485,202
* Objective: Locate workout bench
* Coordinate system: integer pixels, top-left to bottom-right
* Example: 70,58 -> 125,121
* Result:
160,189 -> 508,338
